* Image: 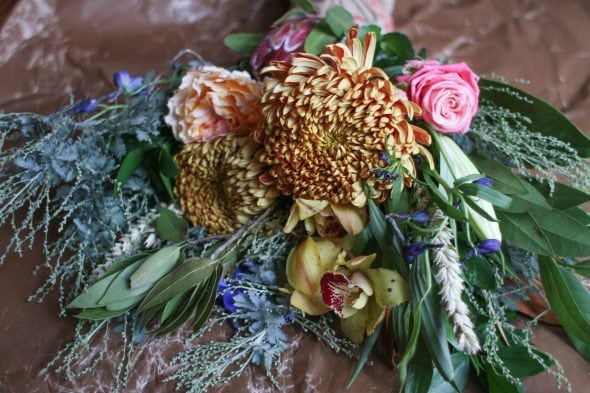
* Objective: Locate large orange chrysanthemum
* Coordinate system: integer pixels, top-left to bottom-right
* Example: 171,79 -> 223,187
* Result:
254,26 -> 433,207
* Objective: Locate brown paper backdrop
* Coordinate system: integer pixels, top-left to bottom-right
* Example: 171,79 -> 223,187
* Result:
1,0 -> 589,392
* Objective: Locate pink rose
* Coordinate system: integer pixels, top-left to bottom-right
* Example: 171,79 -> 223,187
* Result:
398,60 -> 479,134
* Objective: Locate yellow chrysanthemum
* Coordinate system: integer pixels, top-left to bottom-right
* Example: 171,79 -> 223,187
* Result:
174,135 -> 279,235
254,26 -> 433,207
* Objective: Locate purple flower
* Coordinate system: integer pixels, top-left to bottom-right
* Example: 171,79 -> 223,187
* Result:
474,177 -> 494,188
411,210 -> 430,223
404,242 -> 444,263
73,98 -> 100,113
462,238 -> 501,261
113,71 -> 144,93
216,261 -> 255,315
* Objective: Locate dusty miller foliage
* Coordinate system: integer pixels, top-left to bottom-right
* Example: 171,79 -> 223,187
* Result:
0,83 -> 172,312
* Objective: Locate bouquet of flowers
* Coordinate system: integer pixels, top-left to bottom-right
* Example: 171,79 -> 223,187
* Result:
2,1 -> 590,392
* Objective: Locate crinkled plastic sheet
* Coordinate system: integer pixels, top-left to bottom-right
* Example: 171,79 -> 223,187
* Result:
1,0 -> 589,392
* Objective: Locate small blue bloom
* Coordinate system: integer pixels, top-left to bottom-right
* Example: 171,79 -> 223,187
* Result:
68,98 -> 100,114
379,152 -> 391,165
474,177 -> 494,188
411,210 -> 430,224
462,238 -> 501,261
404,241 -> 443,263
113,71 -> 144,94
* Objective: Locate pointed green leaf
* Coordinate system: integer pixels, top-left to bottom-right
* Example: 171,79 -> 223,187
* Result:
458,183 -> 512,209
531,209 -> 590,257
496,344 -> 554,377
129,245 -> 181,289
539,256 -> 590,343
346,324 -> 382,388
100,252 -> 152,279
223,33 -> 264,53
571,260 -> 590,279
68,273 -> 119,309
304,20 -> 337,55
532,180 -> 590,210
98,260 -> 146,305
325,6 -> 354,37
158,146 -> 180,178
115,148 -> 147,190
190,264 -> 223,332
497,211 -> 552,255
138,257 -> 219,312
427,352 -> 470,393
75,306 -> 132,320
160,291 -> 190,323
104,293 -> 145,311
472,157 -> 527,195
381,32 -> 415,62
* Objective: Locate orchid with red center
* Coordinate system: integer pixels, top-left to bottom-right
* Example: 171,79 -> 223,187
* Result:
286,237 -> 409,343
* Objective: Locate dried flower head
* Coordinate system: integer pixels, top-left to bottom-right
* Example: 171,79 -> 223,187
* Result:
174,135 -> 279,234
255,26 -> 433,207
165,66 -> 263,144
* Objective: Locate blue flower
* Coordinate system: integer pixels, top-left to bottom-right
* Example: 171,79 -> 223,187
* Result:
411,210 -> 430,223
462,238 -> 501,261
113,71 -> 144,94
404,241 -> 443,263
474,177 -> 494,188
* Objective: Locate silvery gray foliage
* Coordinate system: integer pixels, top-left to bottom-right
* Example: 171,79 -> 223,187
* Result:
0,84 -> 170,311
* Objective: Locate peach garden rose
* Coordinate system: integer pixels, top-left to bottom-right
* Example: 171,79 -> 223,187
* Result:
165,66 -> 263,144
398,60 -> 480,134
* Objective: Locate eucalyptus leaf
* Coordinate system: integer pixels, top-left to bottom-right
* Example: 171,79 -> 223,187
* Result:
138,257 -> 219,312
161,291 -> 190,324
100,252 -> 152,279
130,245 -> 181,289
155,208 -> 188,242
479,79 -> 590,157
190,264 -> 223,332
155,283 -> 204,335
104,293 -> 145,311
324,6 -> 354,37
223,33 -> 264,53
539,256 -> 590,343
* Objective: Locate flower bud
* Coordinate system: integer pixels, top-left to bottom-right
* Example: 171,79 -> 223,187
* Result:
436,134 -> 502,241
250,18 -> 317,79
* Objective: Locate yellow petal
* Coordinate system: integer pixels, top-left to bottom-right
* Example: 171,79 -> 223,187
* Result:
351,292 -> 369,310
340,305 -> 369,344
286,238 -> 322,295
330,203 -> 367,235
365,297 -> 385,336
364,268 -> 409,308
291,291 -> 330,315
314,238 -> 344,271
345,254 -> 376,271
283,203 -> 300,233
296,198 -> 329,220
350,271 -> 374,296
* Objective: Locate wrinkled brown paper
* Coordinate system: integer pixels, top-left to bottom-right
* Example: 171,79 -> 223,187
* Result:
1,0 -> 589,392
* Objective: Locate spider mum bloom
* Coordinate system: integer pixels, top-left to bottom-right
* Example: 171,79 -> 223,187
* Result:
255,26 -> 433,207
174,135 -> 279,235
165,66 -> 263,144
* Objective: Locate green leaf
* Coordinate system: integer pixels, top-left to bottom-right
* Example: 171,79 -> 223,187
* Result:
154,283 -> 204,335
399,306 -> 427,391
404,340 -> 433,393
567,331 -> 590,363
138,257 -> 219,312
411,254 -> 456,386
532,180 -> 590,210
571,260 -> 590,279
472,157 -> 527,195
68,273 -> 119,309
223,33 -> 264,53
290,0 -> 316,13
539,256 -> 590,343
497,211 -> 552,255
100,252 -> 152,279
324,6 -> 354,37
367,199 -> 406,277
462,195 -> 498,222
381,32 -> 415,62
359,24 -> 382,41
485,365 -> 525,393
190,264 -> 223,332
115,148 -> 147,190
304,20 -> 337,55
458,183 -> 512,209
423,173 -> 466,221
563,207 -> 590,225
453,174 -> 485,187
464,256 -> 497,290
496,344 -> 554,377
347,324 -> 381,388
530,209 -> 590,257
479,79 -> 590,157
129,246 -> 181,289
98,260 -> 147,305
427,352 -> 470,393
104,293 -> 145,311
160,291 -> 190,323
502,180 -> 552,213
75,306 -> 132,320
154,208 -> 188,242
158,146 -> 179,178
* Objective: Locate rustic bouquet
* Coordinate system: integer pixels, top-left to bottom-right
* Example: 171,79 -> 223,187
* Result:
2,1 -> 590,392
